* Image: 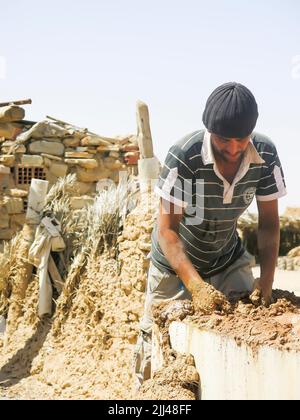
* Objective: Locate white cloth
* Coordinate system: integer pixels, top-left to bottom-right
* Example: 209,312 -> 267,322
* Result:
29,217 -> 65,317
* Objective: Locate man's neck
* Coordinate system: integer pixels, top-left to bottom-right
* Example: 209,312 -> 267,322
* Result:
214,155 -> 244,184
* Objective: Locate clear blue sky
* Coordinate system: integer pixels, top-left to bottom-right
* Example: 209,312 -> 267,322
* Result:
1,0 -> 299,213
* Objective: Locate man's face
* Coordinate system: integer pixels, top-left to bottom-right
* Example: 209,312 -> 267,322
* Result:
210,133 -> 251,164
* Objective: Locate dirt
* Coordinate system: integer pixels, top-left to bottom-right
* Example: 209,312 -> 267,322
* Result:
0,193 -> 157,400
191,282 -> 231,314
1,192 -> 300,400
137,352 -> 198,400
154,289 -> 300,353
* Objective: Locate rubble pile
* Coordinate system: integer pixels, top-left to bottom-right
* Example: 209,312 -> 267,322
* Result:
0,102 -> 140,244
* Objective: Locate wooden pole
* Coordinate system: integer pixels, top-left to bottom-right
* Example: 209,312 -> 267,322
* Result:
0,99 -> 32,108
136,101 -> 154,159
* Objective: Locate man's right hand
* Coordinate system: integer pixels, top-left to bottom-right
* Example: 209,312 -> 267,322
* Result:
190,281 -> 230,314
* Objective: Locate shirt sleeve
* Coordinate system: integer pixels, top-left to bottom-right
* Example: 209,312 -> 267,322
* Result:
256,147 -> 287,201
155,144 -> 194,208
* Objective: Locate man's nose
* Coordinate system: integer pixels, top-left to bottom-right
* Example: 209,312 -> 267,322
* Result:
227,140 -> 239,155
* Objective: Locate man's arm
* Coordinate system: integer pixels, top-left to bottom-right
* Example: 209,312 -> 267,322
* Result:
256,199 -> 280,304
157,198 -> 229,314
157,198 -> 204,293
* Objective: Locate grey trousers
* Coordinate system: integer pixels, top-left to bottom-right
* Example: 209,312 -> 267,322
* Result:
133,251 -> 256,388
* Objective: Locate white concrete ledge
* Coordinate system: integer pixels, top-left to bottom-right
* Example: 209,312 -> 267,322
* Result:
167,321 -> 300,400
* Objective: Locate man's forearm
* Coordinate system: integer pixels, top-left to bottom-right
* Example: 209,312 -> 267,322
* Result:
158,228 -> 204,292
257,222 -> 280,288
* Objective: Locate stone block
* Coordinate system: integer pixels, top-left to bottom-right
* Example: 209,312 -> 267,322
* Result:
81,135 -> 115,147
65,158 -> 98,169
9,189 -> 28,198
0,207 -> 9,229
65,151 -> 94,159
63,137 -> 81,148
49,162 -> 68,178
77,167 -> 111,183
109,151 -> 120,159
76,147 -> 89,152
0,228 -> 14,240
10,213 -> 26,230
97,145 -> 120,153
103,157 -> 124,170
1,142 -> 26,154
41,153 -> 63,161
29,141 -> 64,156
21,155 -> 44,167
0,155 -> 15,166
73,182 -> 96,195
4,197 -> 24,214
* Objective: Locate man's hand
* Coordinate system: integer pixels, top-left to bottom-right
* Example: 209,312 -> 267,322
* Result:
250,277 -> 274,307
190,281 -> 230,314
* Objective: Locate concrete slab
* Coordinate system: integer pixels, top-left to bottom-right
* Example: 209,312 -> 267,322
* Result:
169,321 -> 300,400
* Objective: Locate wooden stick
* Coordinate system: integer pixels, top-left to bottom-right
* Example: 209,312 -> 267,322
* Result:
136,101 -> 154,159
0,99 -> 32,108
48,254 -> 64,294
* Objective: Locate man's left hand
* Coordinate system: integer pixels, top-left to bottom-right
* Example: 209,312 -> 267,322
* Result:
250,277 -> 274,307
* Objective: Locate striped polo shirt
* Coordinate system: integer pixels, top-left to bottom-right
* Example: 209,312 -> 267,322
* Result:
151,130 -> 287,278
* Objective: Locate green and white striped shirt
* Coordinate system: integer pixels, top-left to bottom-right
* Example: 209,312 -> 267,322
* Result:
151,130 -> 286,278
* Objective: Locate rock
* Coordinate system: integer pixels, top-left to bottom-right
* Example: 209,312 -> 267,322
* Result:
41,153 -> 63,162
121,144 -> 139,152
81,135 -> 116,147
65,158 -> 98,169
70,196 -> 95,210
0,228 -> 15,240
73,182 -> 96,195
63,137 -> 81,148
97,145 -> 120,153
103,157 -> 124,170
44,169 -> 59,186
49,162 -> 68,178
4,197 -> 24,214
29,141 -> 64,156
10,213 -> 26,229
76,147 -> 89,152
87,148 -> 97,155
43,158 -> 52,167
65,151 -> 94,159
109,151 -> 120,158
77,167 -> 111,183
1,141 -> 26,154
0,105 -> 25,123
17,120 -> 74,142
0,122 -> 23,139
9,189 -> 28,198
138,240 -> 151,252
21,155 -> 44,167
0,155 -> 15,166
0,207 -> 9,228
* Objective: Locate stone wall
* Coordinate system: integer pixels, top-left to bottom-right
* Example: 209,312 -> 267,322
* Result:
0,106 -> 140,243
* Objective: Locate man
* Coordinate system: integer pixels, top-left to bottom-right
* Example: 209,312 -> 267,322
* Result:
134,82 -> 286,387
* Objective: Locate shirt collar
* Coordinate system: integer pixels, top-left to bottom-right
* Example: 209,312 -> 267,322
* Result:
201,130 -> 265,165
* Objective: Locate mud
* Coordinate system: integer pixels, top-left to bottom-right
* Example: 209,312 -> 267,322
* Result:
154,289 -> 300,353
0,193 -> 157,400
